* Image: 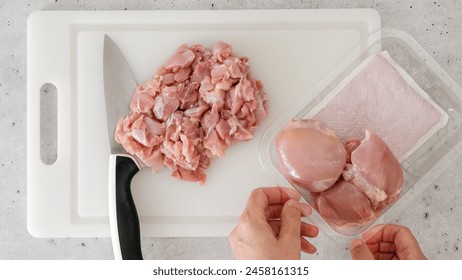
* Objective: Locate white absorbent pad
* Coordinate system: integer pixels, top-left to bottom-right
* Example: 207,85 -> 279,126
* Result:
307,51 -> 448,161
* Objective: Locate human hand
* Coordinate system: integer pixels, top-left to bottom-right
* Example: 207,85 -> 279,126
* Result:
349,224 -> 427,260
228,187 -> 319,260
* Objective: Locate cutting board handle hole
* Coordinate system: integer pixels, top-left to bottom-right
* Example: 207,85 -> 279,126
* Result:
40,83 -> 57,165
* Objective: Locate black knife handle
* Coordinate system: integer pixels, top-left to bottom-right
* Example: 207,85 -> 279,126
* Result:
109,154 -> 143,260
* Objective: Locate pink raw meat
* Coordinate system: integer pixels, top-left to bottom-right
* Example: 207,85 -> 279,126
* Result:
343,130 -> 404,209
314,130 -> 403,229
115,42 -> 268,185
275,119 -> 346,192
312,52 -> 444,160
315,181 -> 378,228
275,119 -> 404,229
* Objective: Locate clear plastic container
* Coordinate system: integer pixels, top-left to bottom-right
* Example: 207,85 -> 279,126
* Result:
259,29 -> 462,239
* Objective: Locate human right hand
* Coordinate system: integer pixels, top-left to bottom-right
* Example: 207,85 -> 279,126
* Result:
349,224 -> 427,260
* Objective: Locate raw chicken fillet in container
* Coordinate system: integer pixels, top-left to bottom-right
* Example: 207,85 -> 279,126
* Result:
274,51 -> 448,234
276,119 -> 404,229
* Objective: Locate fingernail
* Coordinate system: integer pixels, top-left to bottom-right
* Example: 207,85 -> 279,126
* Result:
300,203 -> 312,215
286,199 -> 299,208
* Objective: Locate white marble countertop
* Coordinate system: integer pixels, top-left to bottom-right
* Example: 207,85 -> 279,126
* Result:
1,0 -> 461,259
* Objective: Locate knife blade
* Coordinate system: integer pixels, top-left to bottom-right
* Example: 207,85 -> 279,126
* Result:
103,34 -> 143,260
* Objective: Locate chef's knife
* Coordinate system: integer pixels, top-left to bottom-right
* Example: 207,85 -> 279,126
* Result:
103,34 -> 143,260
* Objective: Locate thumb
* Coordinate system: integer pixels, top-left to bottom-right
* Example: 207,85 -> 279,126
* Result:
279,199 -> 301,240
349,239 -> 375,260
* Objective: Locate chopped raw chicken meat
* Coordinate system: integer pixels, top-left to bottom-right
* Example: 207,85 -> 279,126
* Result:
275,119 -> 404,229
115,42 -> 267,184
163,45 -> 195,70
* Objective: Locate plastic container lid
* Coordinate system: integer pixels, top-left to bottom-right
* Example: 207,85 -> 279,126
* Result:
259,29 -> 462,240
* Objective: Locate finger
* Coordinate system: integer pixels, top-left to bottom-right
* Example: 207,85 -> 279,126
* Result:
376,252 -> 395,260
246,187 -> 303,222
228,228 -> 239,253
366,242 -> 380,254
379,241 -> 395,253
268,220 -> 281,236
367,243 -> 396,260
265,204 -> 284,220
300,222 -> 319,238
265,197 -> 311,221
361,224 -> 386,242
382,225 -> 417,244
381,224 -> 407,243
244,188 -> 285,221
385,225 -> 426,260
301,237 -> 317,254
363,224 -> 415,246
300,203 -> 313,216
246,187 -> 299,213
365,241 -> 395,254
279,199 -> 302,241
349,239 -> 375,260
268,220 -> 318,239
279,187 -> 302,202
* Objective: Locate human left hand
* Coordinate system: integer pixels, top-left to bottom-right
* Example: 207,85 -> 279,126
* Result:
228,187 -> 319,260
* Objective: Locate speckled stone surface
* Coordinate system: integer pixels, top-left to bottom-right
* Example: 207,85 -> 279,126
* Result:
1,0 -> 461,259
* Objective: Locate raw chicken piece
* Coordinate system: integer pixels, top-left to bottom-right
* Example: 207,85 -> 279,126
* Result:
172,168 -> 206,185
211,41 -> 232,62
129,84 -> 155,113
344,138 -> 361,163
275,119 -> 346,192
343,130 -> 404,208
153,95 -> 180,121
163,44 -> 195,70
139,148 -> 164,172
115,41 -> 267,184
174,67 -> 192,83
144,117 -> 165,135
316,181 -> 377,227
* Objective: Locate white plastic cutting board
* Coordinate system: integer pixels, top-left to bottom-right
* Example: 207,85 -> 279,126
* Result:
27,9 -> 380,237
